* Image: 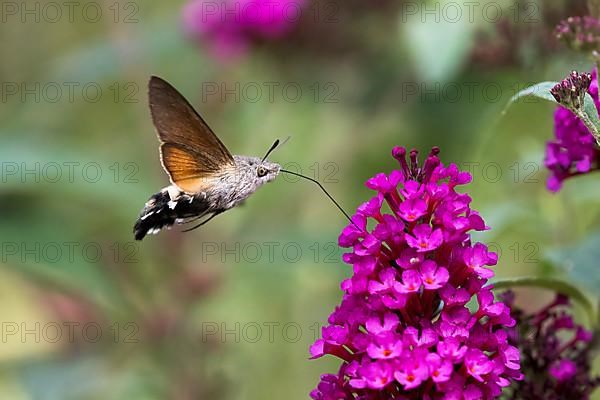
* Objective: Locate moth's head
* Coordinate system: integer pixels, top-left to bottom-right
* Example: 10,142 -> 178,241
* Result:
235,156 -> 280,184
256,160 -> 281,183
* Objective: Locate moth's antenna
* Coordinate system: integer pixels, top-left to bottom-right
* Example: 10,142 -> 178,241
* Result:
262,139 -> 280,162
279,136 -> 291,148
280,169 -> 361,230
262,136 -> 291,162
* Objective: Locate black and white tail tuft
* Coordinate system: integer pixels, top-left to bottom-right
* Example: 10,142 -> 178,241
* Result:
133,189 -> 210,240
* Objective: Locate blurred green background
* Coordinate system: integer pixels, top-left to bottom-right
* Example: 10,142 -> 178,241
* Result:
1,0 -> 600,398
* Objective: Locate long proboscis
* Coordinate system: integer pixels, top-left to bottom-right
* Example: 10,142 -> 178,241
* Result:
280,169 -> 361,230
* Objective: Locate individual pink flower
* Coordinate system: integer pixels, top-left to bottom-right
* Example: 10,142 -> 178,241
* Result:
427,353 -> 453,383
463,243 -> 496,279
349,360 -> 394,390
438,337 -> 467,362
394,270 -> 422,293
465,348 -> 495,382
405,224 -> 444,252
398,198 -> 428,222
365,312 -> 400,336
367,268 -> 397,294
393,350 -> 429,390
367,335 -> 403,359
420,260 -> 449,290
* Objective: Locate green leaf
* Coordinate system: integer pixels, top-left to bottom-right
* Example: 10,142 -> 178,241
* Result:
493,276 -> 597,326
502,82 -> 600,132
503,81 -> 558,113
583,92 -> 600,130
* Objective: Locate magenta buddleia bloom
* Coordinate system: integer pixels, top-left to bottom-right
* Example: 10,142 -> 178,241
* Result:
545,69 -> 600,192
182,0 -> 305,60
502,292 -> 600,399
310,147 -> 522,399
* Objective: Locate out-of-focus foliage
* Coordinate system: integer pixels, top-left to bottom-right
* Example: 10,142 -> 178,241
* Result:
1,0 -> 599,399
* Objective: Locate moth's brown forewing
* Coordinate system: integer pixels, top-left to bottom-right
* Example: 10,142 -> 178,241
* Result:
149,76 -> 235,193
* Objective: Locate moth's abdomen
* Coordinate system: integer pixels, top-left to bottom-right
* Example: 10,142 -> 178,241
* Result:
133,188 -> 210,240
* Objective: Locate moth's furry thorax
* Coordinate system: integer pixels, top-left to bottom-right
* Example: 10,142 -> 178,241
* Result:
205,155 -> 280,210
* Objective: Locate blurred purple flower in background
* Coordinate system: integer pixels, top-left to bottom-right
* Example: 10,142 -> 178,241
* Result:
555,16 -> 600,52
545,69 -> 600,192
182,0 -> 305,60
310,147 -> 522,399
502,292 -> 600,399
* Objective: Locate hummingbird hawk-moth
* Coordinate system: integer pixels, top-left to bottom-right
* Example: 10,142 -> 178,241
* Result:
134,76 -> 354,241
133,76 -> 281,240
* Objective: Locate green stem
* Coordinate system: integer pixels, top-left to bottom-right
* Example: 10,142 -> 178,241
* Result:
493,277 -> 597,327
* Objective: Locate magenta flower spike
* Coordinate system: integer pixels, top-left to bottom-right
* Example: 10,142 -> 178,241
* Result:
310,147 -> 522,399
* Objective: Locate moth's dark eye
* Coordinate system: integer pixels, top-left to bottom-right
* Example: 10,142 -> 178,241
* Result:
257,166 -> 268,177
